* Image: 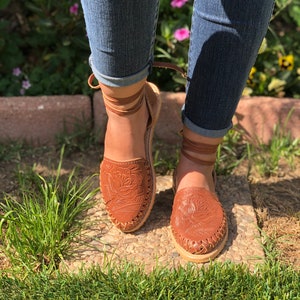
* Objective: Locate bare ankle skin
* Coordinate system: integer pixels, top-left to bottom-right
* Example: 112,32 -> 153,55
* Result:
104,102 -> 148,161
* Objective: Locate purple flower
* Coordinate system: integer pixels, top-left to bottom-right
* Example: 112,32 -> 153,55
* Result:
70,3 -> 79,15
20,88 -> 25,95
171,0 -> 188,8
12,67 -> 22,76
174,28 -> 190,41
22,80 -> 31,90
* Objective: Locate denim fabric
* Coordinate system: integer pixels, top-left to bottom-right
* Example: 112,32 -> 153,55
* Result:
184,0 -> 274,137
81,0 -> 159,87
81,0 -> 274,137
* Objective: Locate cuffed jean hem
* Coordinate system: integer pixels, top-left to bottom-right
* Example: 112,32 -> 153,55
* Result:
89,56 -> 151,87
182,108 -> 232,138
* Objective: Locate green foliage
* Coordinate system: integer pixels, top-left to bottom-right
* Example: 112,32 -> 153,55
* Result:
150,0 -> 192,91
0,141 -> 24,162
245,0 -> 300,98
0,0 -> 91,96
0,0 -> 299,96
154,0 -> 300,97
0,147 -> 98,274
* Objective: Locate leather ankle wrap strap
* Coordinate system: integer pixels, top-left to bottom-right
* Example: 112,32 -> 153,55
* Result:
102,87 -> 144,116
181,136 -> 219,166
87,73 -> 144,116
88,73 -> 101,89
153,61 -> 187,78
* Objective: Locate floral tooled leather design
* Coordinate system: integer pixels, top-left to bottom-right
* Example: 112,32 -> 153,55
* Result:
100,157 -> 152,232
170,187 -> 227,255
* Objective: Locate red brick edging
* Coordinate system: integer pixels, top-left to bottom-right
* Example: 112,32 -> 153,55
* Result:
0,93 -> 299,145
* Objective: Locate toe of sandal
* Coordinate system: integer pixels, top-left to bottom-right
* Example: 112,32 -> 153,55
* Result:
170,187 -> 228,263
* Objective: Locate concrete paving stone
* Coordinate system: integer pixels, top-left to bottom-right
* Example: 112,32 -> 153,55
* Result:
61,173 -> 265,273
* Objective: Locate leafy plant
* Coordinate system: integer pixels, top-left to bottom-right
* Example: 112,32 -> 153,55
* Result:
1,0 -> 299,97
244,0 -> 300,98
0,147 -> 98,274
0,141 -> 24,162
0,0 -> 91,96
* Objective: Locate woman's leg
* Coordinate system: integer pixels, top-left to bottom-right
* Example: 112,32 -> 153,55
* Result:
81,0 -> 159,87
171,0 -> 274,262
81,0 -> 160,232
184,0 -> 274,137
178,0 -> 274,193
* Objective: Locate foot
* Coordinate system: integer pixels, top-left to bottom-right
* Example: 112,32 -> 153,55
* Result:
170,126 -> 228,262
99,82 -> 161,232
175,155 -> 215,193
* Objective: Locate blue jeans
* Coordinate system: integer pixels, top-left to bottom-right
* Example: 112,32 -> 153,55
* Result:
81,0 -> 274,138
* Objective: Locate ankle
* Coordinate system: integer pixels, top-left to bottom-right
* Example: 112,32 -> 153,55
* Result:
101,79 -> 149,161
175,126 -> 223,192
99,79 -> 146,98
175,157 -> 215,192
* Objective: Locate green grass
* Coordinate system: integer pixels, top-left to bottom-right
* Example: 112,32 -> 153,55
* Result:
248,124 -> 300,177
0,127 -> 299,299
55,115 -> 97,155
216,128 -> 247,175
0,147 -> 98,275
0,261 -> 299,299
0,141 -> 24,162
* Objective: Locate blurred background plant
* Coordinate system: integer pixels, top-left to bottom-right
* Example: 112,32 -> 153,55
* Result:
0,0 -> 299,97
0,0 -> 91,96
244,0 -> 300,98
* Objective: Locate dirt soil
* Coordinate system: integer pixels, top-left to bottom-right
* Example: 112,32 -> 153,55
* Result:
0,145 -> 299,270
248,160 -> 300,268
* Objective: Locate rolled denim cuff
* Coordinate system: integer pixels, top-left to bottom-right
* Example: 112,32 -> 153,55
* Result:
89,56 -> 150,87
182,106 -> 232,138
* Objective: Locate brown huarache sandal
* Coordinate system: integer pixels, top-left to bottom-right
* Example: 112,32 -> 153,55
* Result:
88,74 -> 161,232
171,135 -> 228,262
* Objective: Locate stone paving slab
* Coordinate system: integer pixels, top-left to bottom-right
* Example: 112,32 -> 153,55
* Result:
61,174 -> 264,273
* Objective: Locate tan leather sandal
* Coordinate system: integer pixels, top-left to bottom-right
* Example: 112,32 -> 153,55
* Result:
171,135 -> 228,262
88,75 -> 161,232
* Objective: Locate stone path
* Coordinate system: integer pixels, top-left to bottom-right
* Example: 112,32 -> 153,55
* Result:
61,173 -> 264,273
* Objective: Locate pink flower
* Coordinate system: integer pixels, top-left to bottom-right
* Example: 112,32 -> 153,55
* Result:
174,28 -> 190,41
22,80 -> 31,90
69,3 -> 79,15
12,67 -> 22,76
171,0 -> 188,8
